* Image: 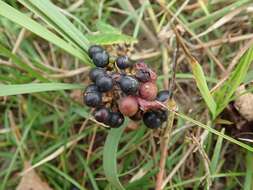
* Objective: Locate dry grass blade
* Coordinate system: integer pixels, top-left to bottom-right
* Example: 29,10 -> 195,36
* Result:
20,135 -> 85,176
194,7 -> 245,39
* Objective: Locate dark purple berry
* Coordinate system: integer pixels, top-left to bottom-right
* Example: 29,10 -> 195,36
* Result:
96,75 -> 113,92
84,91 -> 102,107
135,70 -> 150,82
85,84 -> 98,93
89,68 -> 105,82
143,111 -> 162,129
88,45 -> 103,58
156,90 -> 170,102
109,112 -> 124,128
116,56 -> 131,69
119,76 -> 139,95
92,50 -> 109,67
94,107 -> 111,124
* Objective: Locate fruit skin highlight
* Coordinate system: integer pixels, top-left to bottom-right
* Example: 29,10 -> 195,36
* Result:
89,68 -> 105,82
92,50 -> 109,67
84,91 -> 102,108
88,45 -> 103,58
95,75 -> 113,92
109,112 -> 125,128
116,56 -> 131,69
119,76 -> 139,95
156,90 -> 170,102
94,108 -> 111,124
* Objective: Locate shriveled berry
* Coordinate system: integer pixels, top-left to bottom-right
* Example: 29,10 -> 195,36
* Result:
119,76 -> 139,95
116,56 -> 131,69
85,84 -> 98,93
143,111 -> 162,129
84,91 -> 102,107
89,68 -> 105,82
109,112 -> 124,128
118,96 -> 138,116
135,70 -> 150,82
156,90 -> 170,102
96,75 -> 113,92
139,82 -> 158,101
92,50 -> 109,67
94,107 -> 111,124
88,45 -> 103,58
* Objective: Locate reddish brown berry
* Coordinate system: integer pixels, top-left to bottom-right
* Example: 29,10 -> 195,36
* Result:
118,96 -> 138,116
139,82 -> 158,101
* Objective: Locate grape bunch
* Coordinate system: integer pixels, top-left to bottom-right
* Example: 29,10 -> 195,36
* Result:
83,45 -> 170,129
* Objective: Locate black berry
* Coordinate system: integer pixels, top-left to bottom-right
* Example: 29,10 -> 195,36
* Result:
143,111 -> 162,129
89,68 -> 105,82
156,110 -> 168,122
156,90 -> 170,102
108,112 -> 124,128
85,84 -> 98,93
119,76 -> 139,95
84,91 -> 102,107
88,45 -> 103,58
94,107 -> 111,124
96,75 -> 113,92
92,50 -> 109,67
135,70 -> 150,82
116,56 -> 131,69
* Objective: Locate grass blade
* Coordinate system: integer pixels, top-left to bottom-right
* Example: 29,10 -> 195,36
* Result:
0,1 -> 90,64
174,111 -> 253,152
46,164 -> 86,190
1,114 -> 38,190
175,31 -> 217,117
86,33 -> 137,45
0,83 -> 84,96
213,46 -> 253,117
244,151 -> 253,190
0,43 -> 48,82
210,128 -> 224,174
19,0 -> 90,51
103,122 -> 128,190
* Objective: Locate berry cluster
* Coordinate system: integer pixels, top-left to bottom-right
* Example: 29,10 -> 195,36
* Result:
84,45 -> 170,129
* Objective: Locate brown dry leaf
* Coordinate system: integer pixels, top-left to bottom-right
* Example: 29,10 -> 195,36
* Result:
234,85 -> 253,121
17,162 -> 53,190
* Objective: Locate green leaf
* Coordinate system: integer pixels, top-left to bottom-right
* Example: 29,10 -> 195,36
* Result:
0,1 -> 90,64
213,46 -> 253,117
18,0 -> 90,51
86,33 -> 137,45
190,58 -> 217,118
96,20 -> 121,34
0,83 -> 84,96
103,122 -> 128,190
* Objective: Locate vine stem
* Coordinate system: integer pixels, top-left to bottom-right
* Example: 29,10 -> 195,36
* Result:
155,39 -> 178,190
